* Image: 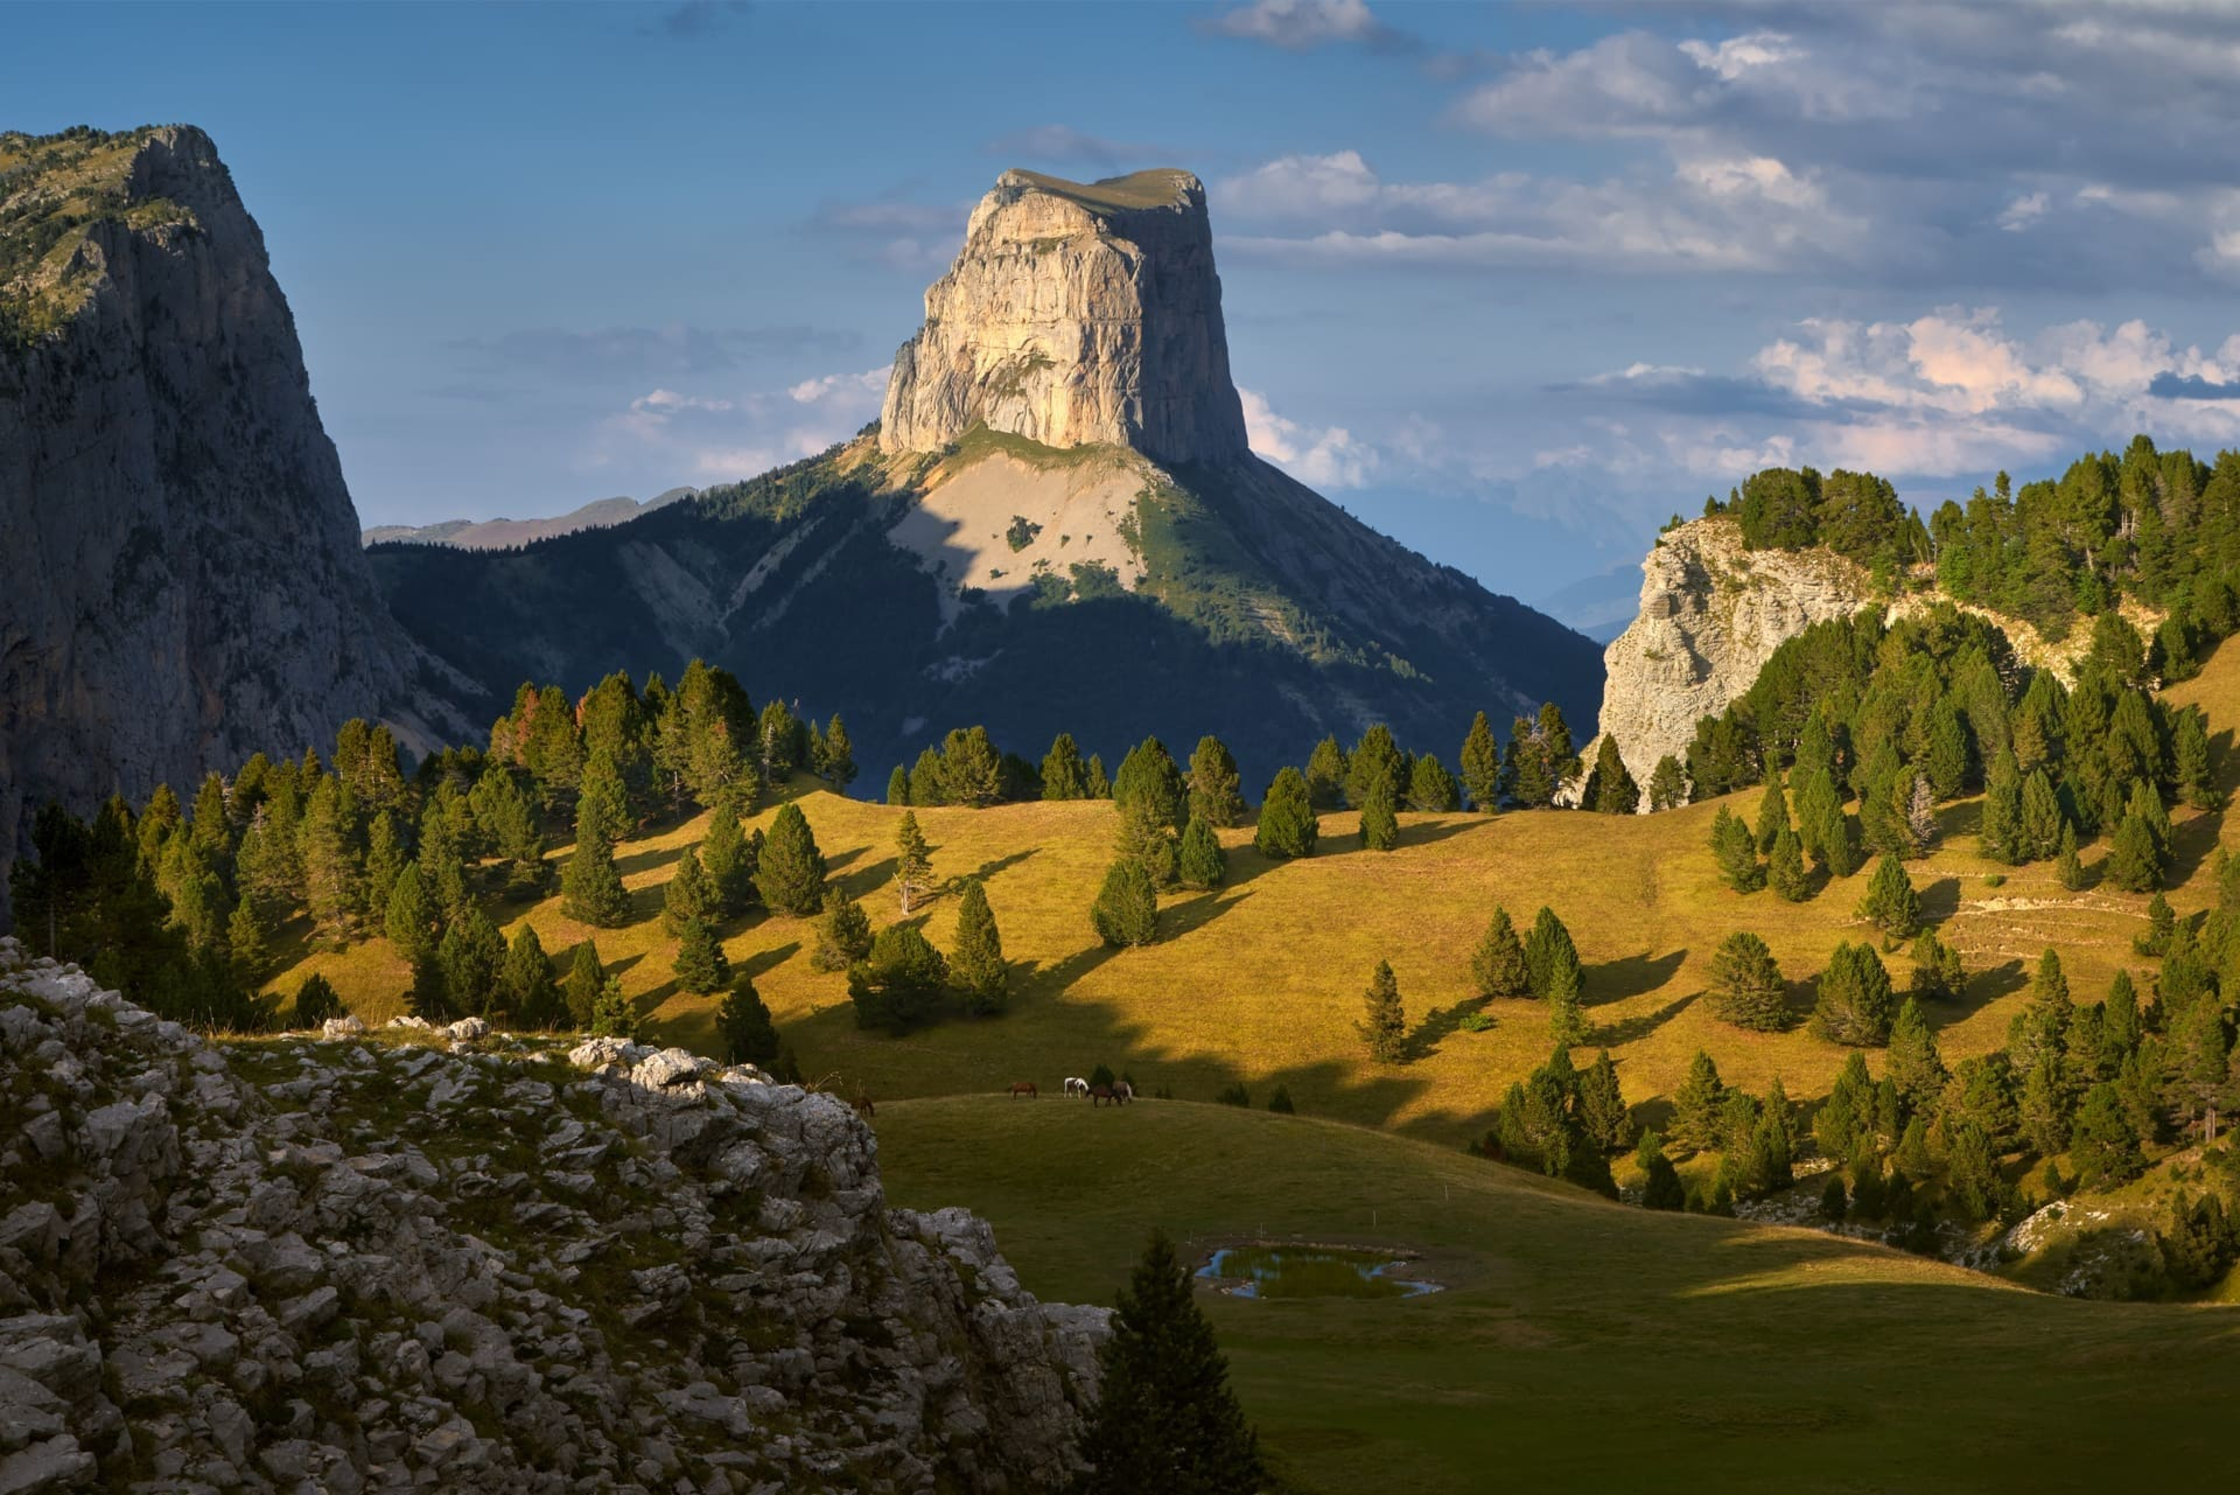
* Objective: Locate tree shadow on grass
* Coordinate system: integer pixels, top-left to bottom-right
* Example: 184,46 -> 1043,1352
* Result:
616,842 -> 687,878
739,940 -> 801,981
1405,996 -> 1488,1062
1588,949 -> 1686,1006
1593,991 -> 1699,1047
2170,805 -> 2225,886
969,848 -> 1040,882
835,854 -> 899,904
1947,957 -> 2027,1023
1920,877 -> 1964,924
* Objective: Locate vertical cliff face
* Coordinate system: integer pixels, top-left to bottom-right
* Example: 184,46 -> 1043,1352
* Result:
0,126 -> 457,920
880,168 -> 1251,463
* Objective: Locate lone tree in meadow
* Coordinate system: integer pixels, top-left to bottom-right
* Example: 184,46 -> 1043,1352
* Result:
1854,855 -> 1920,941
662,847 -> 712,936
1359,960 -> 1407,1062
1076,1230 -> 1264,1495
1359,773 -> 1400,852
1176,815 -> 1227,890
1546,956 -> 1587,1048
1253,767 -> 1318,859
716,975 -> 780,1068
1522,907 -> 1578,1000
893,810 -> 935,914
949,879 -> 1008,1016
1814,941 -> 1895,1047
1470,907 -> 1530,999
1710,807 -> 1764,893
1709,931 -> 1787,1032
1092,858 -> 1159,947
673,913 -> 731,995
754,802 -> 827,916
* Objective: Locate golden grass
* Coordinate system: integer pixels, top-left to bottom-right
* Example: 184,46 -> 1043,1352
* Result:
275,638 -> 2240,1147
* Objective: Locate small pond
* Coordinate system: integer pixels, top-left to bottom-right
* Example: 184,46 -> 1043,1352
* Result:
1196,1245 -> 1442,1300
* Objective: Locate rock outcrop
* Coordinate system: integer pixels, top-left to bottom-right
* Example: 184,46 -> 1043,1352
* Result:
880,169 -> 1250,464
1594,517 -> 1876,795
0,126 -> 466,926
0,937 -> 1105,1493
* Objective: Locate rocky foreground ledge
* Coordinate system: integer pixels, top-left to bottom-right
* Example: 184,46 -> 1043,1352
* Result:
0,937 -> 1104,1494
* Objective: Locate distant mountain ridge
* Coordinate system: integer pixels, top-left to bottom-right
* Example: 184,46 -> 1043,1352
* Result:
362,487 -> 699,550
371,168 -> 1604,780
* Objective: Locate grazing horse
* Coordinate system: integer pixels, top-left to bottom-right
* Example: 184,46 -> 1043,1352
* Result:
1092,1084 -> 1133,1107
1007,1080 -> 1038,1099
852,1093 -> 875,1120
1063,1076 -> 1090,1099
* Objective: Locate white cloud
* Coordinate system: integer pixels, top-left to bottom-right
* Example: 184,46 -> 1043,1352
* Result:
1201,0 -> 1393,51
1999,191 -> 2050,231
630,388 -> 735,416
788,367 -> 891,405
1239,388 -> 1378,489
597,365 -> 893,487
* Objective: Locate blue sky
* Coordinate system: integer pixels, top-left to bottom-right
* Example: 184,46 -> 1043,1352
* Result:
12,1 -> 2240,603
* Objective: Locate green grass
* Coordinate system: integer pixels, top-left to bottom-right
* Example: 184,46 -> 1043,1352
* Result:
878,1095 -> 2240,1494
1008,167 -> 1196,213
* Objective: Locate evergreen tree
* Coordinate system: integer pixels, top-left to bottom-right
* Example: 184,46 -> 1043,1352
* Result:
1980,749 -> 2025,863
2135,891 -> 2175,956
2007,948 -> 2073,1076
1303,736 -> 1347,809
1522,907 -> 1578,999
1711,806 -> 1764,893
1176,815 -> 1226,891
950,878 -> 1008,1016
820,714 -> 858,789
699,790 -> 755,917
2019,770 -> 2066,862
1768,826 -> 1812,901
1344,726 -> 1403,810
560,812 -> 632,929
1547,956 -> 1587,1049
2104,809 -> 2165,892
1673,1050 -> 1726,1152
2174,706 -> 2217,809
673,913 -> 731,994
299,775 -> 363,947
2105,969 -> 2143,1056
1582,737 -> 1639,815
1459,711 -> 1502,812
500,925 -> 565,1029
1753,768 -> 1790,853
662,847 -> 712,936
437,906 -> 505,1018
1075,1231 -> 1264,1495
226,897 -> 271,988
2056,821 -> 2085,890
385,862 -> 443,1005
1115,737 -> 1189,830
1469,907 -> 1530,999
1358,960 -> 1407,1062
1710,931 -> 1787,1032
588,975 -> 636,1039
847,923 -> 949,1031
1085,753 -> 1112,800
1253,768 -> 1318,859
1647,755 -> 1689,812
1358,773 -> 1399,852
2071,1078 -> 2146,1189
1908,928 -> 1967,1001
363,810 -> 407,916
293,973 -> 342,1030
2019,1054 -> 2073,1157
893,810 -> 935,914
563,940 -> 605,1029
811,888 -> 875,972
1814,1052 -> 1876,1162
1635,1132 -> 1687,1209
1854,855 -> 1920,940
1187,736 -> 1246,827
886,765 -> 909,805
1814,942 -> 1894,1046
1092,859 -> 1159,947
715,976 -> 781,1067
755,803 -> 827,916
1409,753 -> 1463,813
1886,996 -> 1948,1116
1894,1116 -> 1934,1181
1578,1050 -> 1630,1150
1041,733 -> 1090,800
2162,1194 -> 2238,1290
909,746 -> 947,807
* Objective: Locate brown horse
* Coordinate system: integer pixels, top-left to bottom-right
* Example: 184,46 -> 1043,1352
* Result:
1091,1083 -> 1131,1107
852,1093 -> 875,1120
1007,1080 -> 1038,1099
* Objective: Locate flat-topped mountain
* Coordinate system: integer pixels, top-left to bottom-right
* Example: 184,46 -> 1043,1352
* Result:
0,125 -> 465,923
361,487 -> 700,550
881,168 -> 1249,464
373,167 -> 1602,776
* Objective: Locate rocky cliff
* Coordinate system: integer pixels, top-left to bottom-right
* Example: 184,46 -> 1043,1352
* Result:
0,126 -> 463,925
0,937 -> 1104,1493
880,169 -> 1249,464
1594,517 -> 1877,795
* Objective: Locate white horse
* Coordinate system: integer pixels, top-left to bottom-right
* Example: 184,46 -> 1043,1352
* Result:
1063,1076 -> 1090,1099
1113,1080 -> 1134,1104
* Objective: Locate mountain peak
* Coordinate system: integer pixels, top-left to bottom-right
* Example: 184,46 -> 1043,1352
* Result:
878,166 -> 1249,464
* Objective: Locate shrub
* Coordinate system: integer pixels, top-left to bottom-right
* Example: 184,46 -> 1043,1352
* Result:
1267,1085 -> 1295,1114
1215,1082 -> 1251,1107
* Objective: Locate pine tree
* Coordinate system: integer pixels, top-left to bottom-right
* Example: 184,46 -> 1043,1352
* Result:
1092,859 -> 1159,947
662,848 -> 712,936
811,888 -> 874,972
1578,1050 -> 1630,1150
1085,753 -> 1112,799
1459,711 -> 1502,812
1648,755 -> 1689,812
2135,891 -> 2175,956
1894,1115 -> 1934,1181
1547,956 -> 1587,1049
673,913 -> 731,994
1980,749 -> 2025,863
1768,826 -> 1811,901
950,879 -> 1008,1016
2105,969 -> 2143,1057
1753,769 -> 1790,852
437,906 -> 505,1018
1582,737 -> 1638,815
226,897 -> 271,988
893,811 -> 935,914
2104,809 -> 2165,892
1176,815 -> 1226,891
1673,1050 -> 1726,1152
588,975 -> 636,1039
1344,725 -> 1403,810
500,925 -> 564,1029
2056,821 -> 2085,890
886,765 -> 909,805
755,803 -> 827,916
1041,734 -> 1089,800
563,940 -> 605,1029
2174,706 -> 2218,809
1469,907 -> 1530,999
1814,942 -> 1894,1046
2073,1082 -> 2146,1188
1710,806 -> 1764,892
1253,768 -> 1318,859
1409,753 -> 1463,813
1114,737 -> 1189,830
1358,773 -> 1399,851
2019,769 -> 2065,862
820,714 -> 857,789
1854,855 -> 1920,940
1076,1231 -> 1264,1495
1814,1052 -> 1876,1162
385,862 -> 442,1003
363,810 -> 406,915
699,791 -> 755,917
847,924 -> 949,1031
560,814 -> 632,928
1710,931 -> 1788,1031
1522,907 -> 1578,1000
1358,960 -> 1407,1062
716,976 -> 780,1067
909,746 -> 946,807
293,973 -> 343,1030
299,775 -> 363,947
1886,995 -> 1947,1115
1187,736 -> 1245,827
1303,736 -> 1347,809
1636,1132 -> 1687,1209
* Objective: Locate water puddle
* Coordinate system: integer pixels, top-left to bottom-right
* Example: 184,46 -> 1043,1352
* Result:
1196,1245 -> 1443,1300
